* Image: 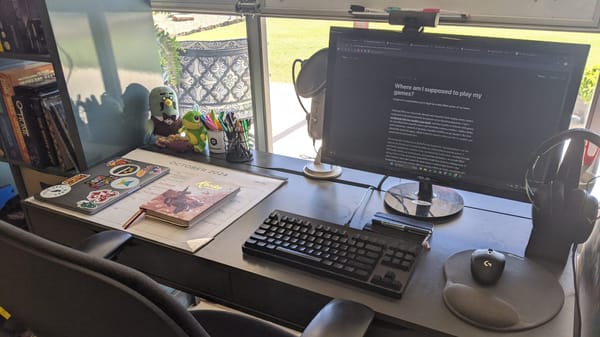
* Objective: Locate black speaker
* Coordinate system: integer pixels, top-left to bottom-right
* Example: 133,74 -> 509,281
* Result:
525,128 -> 600,267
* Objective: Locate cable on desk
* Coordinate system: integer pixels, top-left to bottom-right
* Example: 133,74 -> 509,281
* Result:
376,175 -> 389,191
342,175 -> 388,226
344,186 -> 375,227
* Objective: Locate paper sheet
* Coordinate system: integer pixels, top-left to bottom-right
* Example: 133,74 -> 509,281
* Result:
27,149 -> 286,253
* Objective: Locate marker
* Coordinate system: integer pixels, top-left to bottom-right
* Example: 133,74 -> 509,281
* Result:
350,5 -> 386,13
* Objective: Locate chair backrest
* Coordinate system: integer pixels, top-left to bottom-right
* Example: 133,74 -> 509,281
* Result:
0,220 -> 210,337
575,221 -> 600,337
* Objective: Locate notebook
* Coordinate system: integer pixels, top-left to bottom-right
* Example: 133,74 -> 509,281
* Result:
140,181 -> 240,228
35,157 -> 169,214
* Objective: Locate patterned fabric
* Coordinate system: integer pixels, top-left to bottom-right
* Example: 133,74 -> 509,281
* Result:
177,39 -> 253,119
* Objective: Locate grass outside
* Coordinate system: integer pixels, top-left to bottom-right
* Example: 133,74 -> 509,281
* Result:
178,18 -> 600,84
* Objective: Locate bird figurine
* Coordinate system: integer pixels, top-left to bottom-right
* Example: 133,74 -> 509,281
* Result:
179,110 -> 208,152
144,86 -> 183,143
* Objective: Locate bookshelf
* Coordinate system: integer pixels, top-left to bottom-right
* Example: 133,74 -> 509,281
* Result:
0,0 -> 163,197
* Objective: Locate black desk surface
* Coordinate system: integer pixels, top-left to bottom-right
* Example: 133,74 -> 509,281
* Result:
23,149 -> 574,337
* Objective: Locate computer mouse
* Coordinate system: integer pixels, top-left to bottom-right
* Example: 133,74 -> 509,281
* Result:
470,248 -> 506,286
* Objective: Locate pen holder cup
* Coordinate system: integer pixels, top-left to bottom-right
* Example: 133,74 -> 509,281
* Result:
225,130 -> 253,162
207,130 -> 227,154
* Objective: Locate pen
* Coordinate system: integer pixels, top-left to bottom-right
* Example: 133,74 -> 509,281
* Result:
123,208 -> 145,229
372,219 -> 431,236
384,7 -> 469,22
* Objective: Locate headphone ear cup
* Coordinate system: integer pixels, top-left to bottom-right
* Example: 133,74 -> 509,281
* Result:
571,190 -> 598,244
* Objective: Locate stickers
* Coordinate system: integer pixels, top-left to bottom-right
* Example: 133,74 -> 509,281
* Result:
110,177 -> 140,190
86,175 -> 114,189
62,174 -> 90,186
107,158 -> 130,167
109,164 -> 140,177
145,165 -> 163,175
135,165 -> 162,178
86,189 -> 119,203
76,200 -> 98,210
40,184 -> 71,198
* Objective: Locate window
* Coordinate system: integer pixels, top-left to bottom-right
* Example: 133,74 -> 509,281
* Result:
152,13 -> 600,163
265,18 -> 600,161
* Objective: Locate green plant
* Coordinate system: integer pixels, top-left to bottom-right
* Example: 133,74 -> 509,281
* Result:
580,66 -> 600,104
155,25 -> 183,87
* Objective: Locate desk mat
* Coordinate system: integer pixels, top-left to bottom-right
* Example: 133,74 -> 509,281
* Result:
443,250 -> 564,332
29,149 -> 286,253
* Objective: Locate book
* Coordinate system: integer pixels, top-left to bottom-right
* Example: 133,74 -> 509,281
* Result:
12,80 -> 58,168
140,181 -> 240,228
29,87 -> 59,167
0,0 -> 46,54
0,61 -> 55,164
40,93 -> 76,170
0,95 -> 21,161
1,0 -> 30,53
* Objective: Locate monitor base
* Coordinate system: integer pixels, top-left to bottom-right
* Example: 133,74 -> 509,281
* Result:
304,162 -> 342,179
384,182 -> 463,219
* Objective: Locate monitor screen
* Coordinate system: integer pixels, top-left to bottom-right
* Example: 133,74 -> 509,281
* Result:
321,27 -> 589,216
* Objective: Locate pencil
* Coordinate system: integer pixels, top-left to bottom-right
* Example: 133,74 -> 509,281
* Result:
122,208 -> 145,229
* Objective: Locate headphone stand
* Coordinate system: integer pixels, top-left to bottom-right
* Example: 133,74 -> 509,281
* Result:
304,147 -> 342,179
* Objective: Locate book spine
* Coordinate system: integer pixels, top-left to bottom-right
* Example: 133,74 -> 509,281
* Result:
31,95 -> 58,166
3,1 -> 25,53
41,96 -> 75,170
0,7 -> 10,53
13,94 -> 50,168
0,95 -> 21,161
0,81 -> 30,164
24,0 -> 47,54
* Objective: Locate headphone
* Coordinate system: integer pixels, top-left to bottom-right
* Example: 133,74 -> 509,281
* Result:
525,128 -> 600,267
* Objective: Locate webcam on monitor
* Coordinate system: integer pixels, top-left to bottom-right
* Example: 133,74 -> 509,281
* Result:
388,10 -> 439,31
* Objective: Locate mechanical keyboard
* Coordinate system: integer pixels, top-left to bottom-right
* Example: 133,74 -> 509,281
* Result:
242,210 -> 424,298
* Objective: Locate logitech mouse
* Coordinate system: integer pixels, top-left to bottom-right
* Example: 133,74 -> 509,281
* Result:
470,248 -> 506,286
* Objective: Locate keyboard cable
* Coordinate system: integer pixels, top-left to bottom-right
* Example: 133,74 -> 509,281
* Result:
344,174 -> 389,227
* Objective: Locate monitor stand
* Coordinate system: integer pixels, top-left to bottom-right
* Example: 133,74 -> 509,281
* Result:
384,181 -> 464,219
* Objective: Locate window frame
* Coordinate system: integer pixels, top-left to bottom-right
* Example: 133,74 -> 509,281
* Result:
151,5 -> 600,152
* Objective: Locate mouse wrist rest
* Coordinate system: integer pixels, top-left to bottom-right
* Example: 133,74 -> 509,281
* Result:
443,250 -> 564,332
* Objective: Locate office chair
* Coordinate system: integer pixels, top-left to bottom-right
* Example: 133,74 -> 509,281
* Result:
574,217 -> 600,337
0,220 -> 374,337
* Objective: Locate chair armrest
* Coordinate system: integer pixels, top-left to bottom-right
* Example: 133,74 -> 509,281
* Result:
300,299 -> 374,337
73,230 -> 132,259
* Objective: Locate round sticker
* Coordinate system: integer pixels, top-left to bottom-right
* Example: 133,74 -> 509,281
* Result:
109,164 -> 140,177
40,184 -> 71,198
110,177 -> 140,190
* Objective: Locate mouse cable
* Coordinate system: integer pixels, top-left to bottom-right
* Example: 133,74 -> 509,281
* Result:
571,244 -> 582,337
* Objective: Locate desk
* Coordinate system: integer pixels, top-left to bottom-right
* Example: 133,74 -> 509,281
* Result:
23,150 -> 574,337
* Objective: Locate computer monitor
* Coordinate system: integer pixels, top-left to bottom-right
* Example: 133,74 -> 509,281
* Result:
321,27 -> 589,219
